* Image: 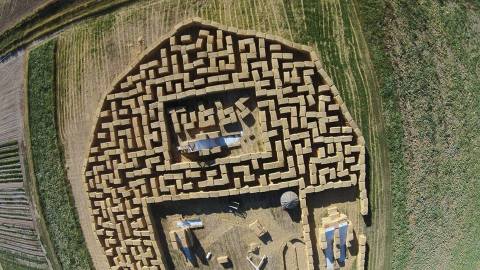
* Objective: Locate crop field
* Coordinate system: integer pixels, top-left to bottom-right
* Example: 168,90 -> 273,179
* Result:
0,0 -> 138,57
0,41 -> 49,270
27,40 -> 92,270
0,51 -> 25,143
0,141 -> 48,269
54,0 -> 391,269
360,1 -> 480,269
0,0 -> 47,34
0,0 -> 474,269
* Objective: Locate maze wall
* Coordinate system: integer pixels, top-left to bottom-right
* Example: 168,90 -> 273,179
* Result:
83,18 -> 367,269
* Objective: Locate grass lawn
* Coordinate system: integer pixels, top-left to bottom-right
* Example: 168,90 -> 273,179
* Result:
357,0 -> 480,269
27,40 -> 93,270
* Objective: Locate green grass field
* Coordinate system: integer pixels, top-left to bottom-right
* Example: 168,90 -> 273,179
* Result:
391,1 -> 479,268
358,0 -> 480,269
27,40 -> 93,270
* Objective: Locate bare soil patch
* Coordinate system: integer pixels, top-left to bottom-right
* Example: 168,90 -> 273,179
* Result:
0,52 -> 24,142
150,189 -> 304,270
307,188 -> 363,270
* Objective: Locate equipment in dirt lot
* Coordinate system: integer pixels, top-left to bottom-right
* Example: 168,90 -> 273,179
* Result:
247,254 -> 268,270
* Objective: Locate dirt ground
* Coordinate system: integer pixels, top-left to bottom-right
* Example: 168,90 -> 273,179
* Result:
150,189 -> 305,270
0,52 -> 24,143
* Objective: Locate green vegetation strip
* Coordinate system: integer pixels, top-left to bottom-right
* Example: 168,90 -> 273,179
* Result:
27,40 -> 92,269
358,0 -> 480,269
356,2 -> 413,267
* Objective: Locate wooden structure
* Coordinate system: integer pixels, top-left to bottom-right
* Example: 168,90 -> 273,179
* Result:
249,220 -> 268,238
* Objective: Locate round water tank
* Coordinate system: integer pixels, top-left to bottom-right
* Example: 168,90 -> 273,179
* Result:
280,191 -> 299,210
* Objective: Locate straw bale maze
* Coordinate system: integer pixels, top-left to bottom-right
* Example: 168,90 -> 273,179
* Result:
83,18 -> 368,270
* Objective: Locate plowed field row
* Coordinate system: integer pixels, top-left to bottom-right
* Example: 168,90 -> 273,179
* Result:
0,52 -> 24,143
0,141 -> 48,269
0,50 -> 50,269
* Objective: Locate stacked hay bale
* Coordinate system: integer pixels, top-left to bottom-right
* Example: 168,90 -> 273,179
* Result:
357,234 -> 367,270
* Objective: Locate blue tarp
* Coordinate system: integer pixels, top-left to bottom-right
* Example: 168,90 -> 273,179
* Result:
180,247 -> 194,263
176,234 -> 195,263
182,133 -> 242,152
176,219 -> 203,229
338,222 -> 348,263
325,227 -> 335,269
324,222 -> 349,269
193,135 -> 241,150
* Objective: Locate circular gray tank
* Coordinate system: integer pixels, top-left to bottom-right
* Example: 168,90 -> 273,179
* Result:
280,191 -> 299,210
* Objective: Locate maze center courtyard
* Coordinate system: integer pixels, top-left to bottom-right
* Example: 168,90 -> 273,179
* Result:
164,87 -> 262,163
83,18 -> 368,270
